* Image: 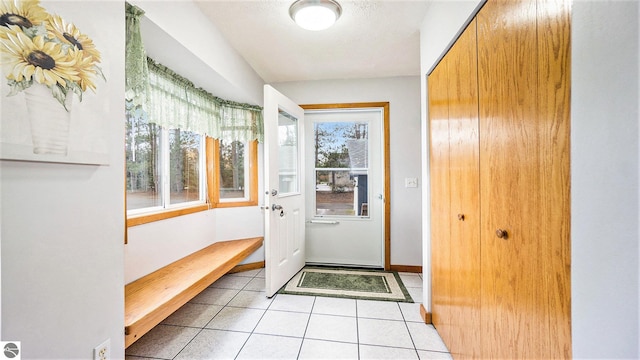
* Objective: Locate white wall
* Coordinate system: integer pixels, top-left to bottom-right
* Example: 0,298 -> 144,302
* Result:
0,1 -> 125,358
130,0 -> 264,105
125,207 -> 264,284
419,0 -> 640,358
124,1 -> 267,283
273,77 -> 422,267
571,1 -> 639,358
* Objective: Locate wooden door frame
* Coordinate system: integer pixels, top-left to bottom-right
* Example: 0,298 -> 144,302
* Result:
300,102 -> 391,270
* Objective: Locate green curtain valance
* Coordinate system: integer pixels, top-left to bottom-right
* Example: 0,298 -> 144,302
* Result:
125,3 -> 149,112
125,3 -> 263,143
147,59 -> 263,143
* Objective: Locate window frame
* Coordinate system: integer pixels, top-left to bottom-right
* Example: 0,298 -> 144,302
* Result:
207,137 -> 259,208
127,137 -> 258,227
126,127 -> 208,226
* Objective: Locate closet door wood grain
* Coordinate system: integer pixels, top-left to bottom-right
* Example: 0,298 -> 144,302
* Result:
477,0 -> 547,358
537,0 -> 572,357
477,0 -> 571,358
447,19 -> 481,360
428,55 -> 452,346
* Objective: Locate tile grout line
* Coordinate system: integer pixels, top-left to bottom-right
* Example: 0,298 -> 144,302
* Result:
232,269 -> 270,359
130,269 -> 448,359
172,271 -> 258,360
172,269 -> 264,360
355,299 -> 361,359
397,301 -> 422,359
295,296 -> 316,359
159,290 -> 234,360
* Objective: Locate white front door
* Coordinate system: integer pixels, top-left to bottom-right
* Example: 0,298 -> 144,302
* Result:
304,108 -> 385,267
263,85 -> 306,297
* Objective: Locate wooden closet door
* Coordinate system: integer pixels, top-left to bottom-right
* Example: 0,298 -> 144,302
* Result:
536,0 -> 572,357
477,0 -> 571,358
428,53 -> 451,345
447,19 -> 481,359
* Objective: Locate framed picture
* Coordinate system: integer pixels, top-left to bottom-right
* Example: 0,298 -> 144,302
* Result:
0,0 -> 110,165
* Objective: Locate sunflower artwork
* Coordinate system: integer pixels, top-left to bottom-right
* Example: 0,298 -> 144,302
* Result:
0,0 -> 106,159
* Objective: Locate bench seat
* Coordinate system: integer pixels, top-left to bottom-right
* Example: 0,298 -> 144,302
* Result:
124,237 -> 263,348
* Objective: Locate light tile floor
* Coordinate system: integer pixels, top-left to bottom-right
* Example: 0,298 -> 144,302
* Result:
126,269 -> 451,360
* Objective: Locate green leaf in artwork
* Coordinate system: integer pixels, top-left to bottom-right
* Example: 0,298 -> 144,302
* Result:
22,24 -> 47,38
68,81 -> 82,102
6,79 -> 33,96
95,65 -> 107,82
51,84 -> 70,112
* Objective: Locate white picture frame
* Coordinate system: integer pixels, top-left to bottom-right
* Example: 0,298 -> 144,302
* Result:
0,1 -> 110,165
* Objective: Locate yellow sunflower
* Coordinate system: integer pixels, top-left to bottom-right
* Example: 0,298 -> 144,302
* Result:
46,14 -> 100,63
68,46 -> 97,92
0,28 -> 78,87
0,0 -> 48,29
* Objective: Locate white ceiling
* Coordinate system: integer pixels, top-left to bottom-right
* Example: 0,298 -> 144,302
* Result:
196,0 -> 429,83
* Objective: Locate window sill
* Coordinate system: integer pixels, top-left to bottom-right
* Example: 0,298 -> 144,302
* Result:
127,204 -> 209,227
214,200 -> 259,208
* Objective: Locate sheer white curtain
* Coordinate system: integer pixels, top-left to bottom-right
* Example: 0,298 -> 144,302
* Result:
125,3 -> 263,141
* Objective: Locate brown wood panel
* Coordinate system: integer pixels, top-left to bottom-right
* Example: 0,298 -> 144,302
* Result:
389,265 -> 422,273
124,237 -> 263,347
478,0 -> 566,358
537,0 -> 572,357
228,261 -> 265,274
478,0 -> 537,357
420,303 -> 433,324
428,58 -> 452,346
446,19 -> 481,360
127,204 -> 210,227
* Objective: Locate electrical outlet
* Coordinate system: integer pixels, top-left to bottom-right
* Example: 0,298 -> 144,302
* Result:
93,339 -> 110,360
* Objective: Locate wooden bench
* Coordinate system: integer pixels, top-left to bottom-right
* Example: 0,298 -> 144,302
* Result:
124,237 -> 263,348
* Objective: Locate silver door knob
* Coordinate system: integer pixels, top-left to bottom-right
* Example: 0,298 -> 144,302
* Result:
272,204 -> 283,211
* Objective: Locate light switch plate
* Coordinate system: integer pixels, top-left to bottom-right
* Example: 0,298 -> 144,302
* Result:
405,177 -> 418,188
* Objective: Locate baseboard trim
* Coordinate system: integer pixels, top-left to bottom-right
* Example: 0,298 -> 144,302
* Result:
420,304 -> 432,324
229,261 -> 265,274
390,265 -> 422,273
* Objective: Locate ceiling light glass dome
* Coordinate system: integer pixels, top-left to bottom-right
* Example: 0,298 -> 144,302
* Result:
289,0 -> 342,31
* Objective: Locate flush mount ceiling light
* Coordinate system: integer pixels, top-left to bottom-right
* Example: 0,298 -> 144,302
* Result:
289,0 -> 342,31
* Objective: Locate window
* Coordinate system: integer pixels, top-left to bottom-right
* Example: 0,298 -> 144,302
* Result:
125,5 -> 263,226
126,119 -> 259,225
125,125 -> 205,212
126,102 -> 208,225
207,138 -> 258,208
125,59 -> 260,227
314,121 -> 369,217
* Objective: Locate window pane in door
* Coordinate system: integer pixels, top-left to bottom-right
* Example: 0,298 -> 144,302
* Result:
278,109 -> 299,194
169,128 -> 201,205
314,121 -> 369,217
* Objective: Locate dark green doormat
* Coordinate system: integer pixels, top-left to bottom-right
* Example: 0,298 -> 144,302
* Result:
279,267 -> 413,303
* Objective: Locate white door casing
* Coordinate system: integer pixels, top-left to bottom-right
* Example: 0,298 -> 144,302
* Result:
263,85 -> 306,297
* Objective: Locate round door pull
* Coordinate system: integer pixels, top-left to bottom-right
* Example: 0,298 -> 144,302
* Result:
457,214 -> 465,221
496,229 -> 508,239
